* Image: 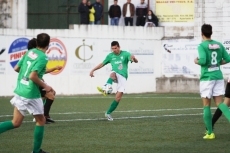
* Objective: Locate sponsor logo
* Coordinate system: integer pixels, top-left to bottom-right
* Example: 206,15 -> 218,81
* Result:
28,51 -> 38,60
72,39 -> 94,74
209,44 -> 220,49
75,39 -> 93,62
163,44 -> 172,53
223,40 -> 230,52
8,38 -> 29,68
46,38 -> 67,75
0,48 -> 6,63
223,40 -> 230,45
0,48 -> 5,55
114,61 -> 122,64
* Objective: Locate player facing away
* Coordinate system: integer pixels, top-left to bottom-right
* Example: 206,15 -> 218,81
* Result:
194,24 -> 230,140
26,38 -> 61,124
89,41 -> 138,121
0,33 -> 53,153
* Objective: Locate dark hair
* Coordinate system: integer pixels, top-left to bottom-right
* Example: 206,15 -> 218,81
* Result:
36,33 -> 50,48
27,38 -> 37,50
201,24 -> 212,38
111,41 -> 120,47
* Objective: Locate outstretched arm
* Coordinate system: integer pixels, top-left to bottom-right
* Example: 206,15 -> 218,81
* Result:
45,66 -> 62,74
90,63 -> 104,77
131,55 -> 138,63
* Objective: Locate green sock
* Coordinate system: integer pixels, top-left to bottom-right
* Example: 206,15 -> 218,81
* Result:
0,121 -> 14,134
218,103 -> 230,121
106,100 -> 119,114
106,78 -> 113,85
33,125 -> 44,153
203,106 -> 212,134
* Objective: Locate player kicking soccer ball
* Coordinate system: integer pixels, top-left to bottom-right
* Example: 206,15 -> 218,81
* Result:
89,41 -> 138,121
194,24 -> 230,140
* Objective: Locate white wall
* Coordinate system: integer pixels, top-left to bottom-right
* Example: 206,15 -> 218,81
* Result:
2,25 -> 230,96
0,26 -> 163,96
2,0 -> 230,95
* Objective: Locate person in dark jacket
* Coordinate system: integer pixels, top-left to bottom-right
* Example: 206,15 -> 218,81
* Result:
109,0 -> 121,26
145,10 -> 159,27
122,0 -> 135,26
136,0 -> 148,26
78,0 -> 89,24
93,0 -> 103,25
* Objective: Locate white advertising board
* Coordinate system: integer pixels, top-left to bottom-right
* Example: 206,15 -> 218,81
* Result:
162,39 -> 200,77
0,35 -> 155,96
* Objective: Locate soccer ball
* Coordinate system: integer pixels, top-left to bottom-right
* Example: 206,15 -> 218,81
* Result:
102,84 -> 113,94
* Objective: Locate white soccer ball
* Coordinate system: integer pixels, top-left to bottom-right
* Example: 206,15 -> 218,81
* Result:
102,84 -> 113,94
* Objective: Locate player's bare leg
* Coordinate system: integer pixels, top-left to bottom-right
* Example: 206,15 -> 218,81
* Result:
223,97 -> 230,106
0,107 -> 22,134
110,72 -> 117,83
12,107 -> 24,127
105,91 -> 123,121
97,72 -> 117,96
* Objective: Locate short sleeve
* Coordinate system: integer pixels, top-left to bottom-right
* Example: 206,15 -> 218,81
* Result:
102,54 -> 111,65
197,44 -> 206,65
125,51 -> 132,61
17,54 -> 26,67
31,56 -> 48,74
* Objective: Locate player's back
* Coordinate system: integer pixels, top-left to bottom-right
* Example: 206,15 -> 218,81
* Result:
199,40 -> 230,81
14,48 -> 48,99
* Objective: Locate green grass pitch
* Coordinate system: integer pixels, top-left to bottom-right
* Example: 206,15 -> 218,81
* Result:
1,93 -> 230,153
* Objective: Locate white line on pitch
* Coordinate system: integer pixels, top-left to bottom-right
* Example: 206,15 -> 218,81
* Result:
57,96 -> 200,99
0,107 -> 216,118
50,107 -> 207,115
21,113 -> 203,122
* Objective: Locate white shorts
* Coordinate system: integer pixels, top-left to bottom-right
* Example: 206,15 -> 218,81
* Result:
200,80 -> 225,98
10,94 -> 44,116
114,72 -> 127,93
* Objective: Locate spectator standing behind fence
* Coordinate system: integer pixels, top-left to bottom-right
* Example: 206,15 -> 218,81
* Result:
136,0 -> 148,26
78,0 -> 89,24
109,0 -> 121,26
93,0 -> 103,25
122,0 -> 135,26
144,10 -> 159,27
88,1 -> 95,24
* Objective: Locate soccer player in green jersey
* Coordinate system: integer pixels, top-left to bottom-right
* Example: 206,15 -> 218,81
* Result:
0,33 -> 52,153
26,38 -> 61,124
194,24 -> 230,140
89,41 -> 138,121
